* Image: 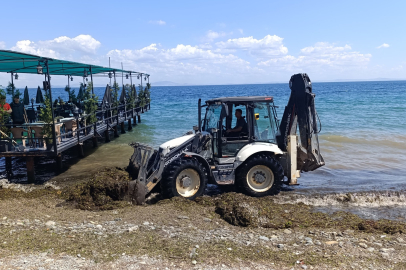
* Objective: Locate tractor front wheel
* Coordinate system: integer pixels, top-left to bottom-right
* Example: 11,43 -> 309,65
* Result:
236,154 -> 284,197
161,158 -> 208,199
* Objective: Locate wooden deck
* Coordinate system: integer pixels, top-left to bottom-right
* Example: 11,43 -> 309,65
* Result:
0,103 -> 150,158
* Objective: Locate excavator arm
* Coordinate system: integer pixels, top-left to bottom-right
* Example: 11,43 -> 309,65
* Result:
276,73 -> 325,178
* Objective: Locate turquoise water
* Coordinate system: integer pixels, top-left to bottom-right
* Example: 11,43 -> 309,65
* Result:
2,81 -> 406,193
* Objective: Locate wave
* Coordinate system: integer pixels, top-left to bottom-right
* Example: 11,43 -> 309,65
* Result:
319,134 -> 406,150
275,191 -> 406,207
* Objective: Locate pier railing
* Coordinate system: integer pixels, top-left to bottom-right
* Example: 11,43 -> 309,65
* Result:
0,102 -> 150,156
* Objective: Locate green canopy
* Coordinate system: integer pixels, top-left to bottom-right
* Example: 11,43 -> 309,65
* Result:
23,86 -> 30,105
0,50 -> 149,77
36,86 -> 44,104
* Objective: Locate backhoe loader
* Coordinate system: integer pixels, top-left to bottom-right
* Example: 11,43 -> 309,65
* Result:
127,73 -> 325,204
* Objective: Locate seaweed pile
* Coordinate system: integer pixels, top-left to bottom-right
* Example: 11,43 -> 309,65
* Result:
214,192 -> 406,234
66,167 -> 132,210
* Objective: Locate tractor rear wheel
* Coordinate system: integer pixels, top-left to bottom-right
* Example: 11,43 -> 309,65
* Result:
161,157 -> 208,199
236,154 -> 284,197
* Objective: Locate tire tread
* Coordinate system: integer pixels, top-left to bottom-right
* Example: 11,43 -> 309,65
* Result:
161,157 -> 208,199
236,153 -> 284,197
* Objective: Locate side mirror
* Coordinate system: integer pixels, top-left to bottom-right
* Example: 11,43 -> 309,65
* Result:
193,125 -> 199,131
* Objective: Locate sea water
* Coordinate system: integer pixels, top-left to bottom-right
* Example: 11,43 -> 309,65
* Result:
1,81 -> 406,194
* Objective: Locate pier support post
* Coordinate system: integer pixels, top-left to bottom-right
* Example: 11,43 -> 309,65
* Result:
128,119 -> 132,131
5,157 -> 12,176
26,157 -> 35,182
104,130 -> 110,142
133,115 -> 137,126
137,115 -> 141,123
92,137 -> 98,148
113,126 -> 119,138
121,122 -> 126,134
55,154 -> 63,171
77,144 -> 85,158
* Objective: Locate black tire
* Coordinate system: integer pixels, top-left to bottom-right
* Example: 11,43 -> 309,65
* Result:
161,157 -> 208,200
236,154 -> 284,197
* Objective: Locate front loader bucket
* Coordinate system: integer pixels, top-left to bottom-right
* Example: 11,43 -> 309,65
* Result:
127,142 -> 164,205
127,143 -> 155,205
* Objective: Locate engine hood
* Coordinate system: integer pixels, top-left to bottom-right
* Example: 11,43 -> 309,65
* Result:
159,134 -> 195,156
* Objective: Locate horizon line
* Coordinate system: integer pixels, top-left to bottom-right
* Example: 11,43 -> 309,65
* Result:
5,78 -> 406,89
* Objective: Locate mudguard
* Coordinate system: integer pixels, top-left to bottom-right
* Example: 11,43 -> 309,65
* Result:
182,151 -> 212,178
235,142 -> 283,163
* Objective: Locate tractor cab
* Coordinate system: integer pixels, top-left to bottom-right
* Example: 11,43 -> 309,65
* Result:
201,96 -> 280,162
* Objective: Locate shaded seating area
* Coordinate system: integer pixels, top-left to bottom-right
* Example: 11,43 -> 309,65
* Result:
0,49 -> 151,181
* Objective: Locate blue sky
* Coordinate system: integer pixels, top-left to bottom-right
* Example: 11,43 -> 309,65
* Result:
0,0 -> 405,86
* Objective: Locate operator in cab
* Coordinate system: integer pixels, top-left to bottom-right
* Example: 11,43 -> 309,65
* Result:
226,109 -> 248,137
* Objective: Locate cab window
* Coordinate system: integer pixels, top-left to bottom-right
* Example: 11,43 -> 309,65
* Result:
203,104 -> 222,132
253,102 -> 277,143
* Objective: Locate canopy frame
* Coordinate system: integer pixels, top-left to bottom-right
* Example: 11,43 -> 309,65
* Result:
0,50 -> 150,155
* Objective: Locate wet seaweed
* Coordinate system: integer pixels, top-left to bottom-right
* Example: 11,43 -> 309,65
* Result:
65,167 -> 131,210
214,192 -> 406,234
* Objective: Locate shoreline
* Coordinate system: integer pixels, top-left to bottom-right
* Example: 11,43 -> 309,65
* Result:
1,170 -> 406,269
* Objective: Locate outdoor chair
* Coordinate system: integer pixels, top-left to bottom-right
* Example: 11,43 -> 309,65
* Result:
10,127 -> 28,148
64,119 -> 77,137
26,109 -> 36,122
30,126 -> 46,148
54,124 -> 62,144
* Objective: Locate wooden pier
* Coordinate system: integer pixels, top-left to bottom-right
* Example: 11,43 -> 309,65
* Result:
0,102 -> 151,181
0,50 -> 151,181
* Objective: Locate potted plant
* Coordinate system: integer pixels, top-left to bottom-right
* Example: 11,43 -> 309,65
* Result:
64,85 -> 77,105
138,84 -> 145,108
124,84 -> 135,111
111,82 -> 120,115
6,82 -> 16,97
144,84 -> 151,105
38,94 -> 55,151
82,82 -> 98,134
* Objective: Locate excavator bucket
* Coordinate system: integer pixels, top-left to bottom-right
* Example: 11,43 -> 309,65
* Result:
277,73 -> 325,173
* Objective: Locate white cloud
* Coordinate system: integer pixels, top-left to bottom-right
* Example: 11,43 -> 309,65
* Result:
238,29 -> 244,34
106,43 -> 259,83
259,42 -> 371,74
377,43 -> 390,49
300,42 -> 352,54
5,34 -> 393,85
204,30 -> 228,42
197,43 -> 213,49
216,35 -> 288,59
10,35 -> 101,60
149,20 -> 166,25
0,41 -> 5,49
